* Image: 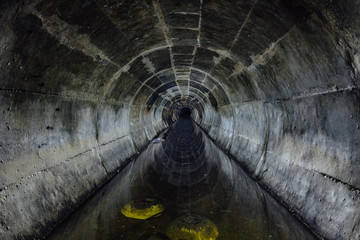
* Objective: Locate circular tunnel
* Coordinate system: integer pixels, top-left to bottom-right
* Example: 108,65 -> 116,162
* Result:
0,0 -> 359,239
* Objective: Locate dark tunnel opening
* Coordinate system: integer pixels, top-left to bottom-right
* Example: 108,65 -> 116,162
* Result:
177,107 -> 192,119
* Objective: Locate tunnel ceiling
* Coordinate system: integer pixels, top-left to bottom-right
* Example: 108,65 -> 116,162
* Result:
1,0 -> 360,239
3,0 -> 357,146
1,0 -> 333,126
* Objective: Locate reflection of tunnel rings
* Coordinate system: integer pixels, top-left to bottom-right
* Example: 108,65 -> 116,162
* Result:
146,117 -> 222,204
147,153 -> 220,205
162,118 -> 205,172
151,117 -> 218,187
163,119 -> 202,152
152,151 -> 217,188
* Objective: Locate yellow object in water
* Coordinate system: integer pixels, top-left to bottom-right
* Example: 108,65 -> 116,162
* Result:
167,213 -> 219,240
121,198 -> 164,220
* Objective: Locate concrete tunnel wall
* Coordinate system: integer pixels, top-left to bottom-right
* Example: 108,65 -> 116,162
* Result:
0,0 -> 359,239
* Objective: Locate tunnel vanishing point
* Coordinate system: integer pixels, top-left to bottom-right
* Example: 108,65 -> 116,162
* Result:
0,0 -> 360,239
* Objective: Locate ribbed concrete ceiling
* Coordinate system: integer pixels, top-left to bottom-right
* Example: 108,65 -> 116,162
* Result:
0,0 -> 359,239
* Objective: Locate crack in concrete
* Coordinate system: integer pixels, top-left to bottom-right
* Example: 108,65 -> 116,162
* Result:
227,4 -> 328,81
265,149 -> 360,193
171,12 -> 200,16
200,1 -> 257,85
0,88 -> 130,106
254,108 -> 270,179
0,88 -> 59,97
94,1 -> 134,45
99,135 -> 126,146
229,0 -> 257,52
0,135 -> 131,190
96,149 -> 110,178
229,24 -> 298,79
171,27 -> 200,31
314,171 -> 360,193
230,85 -> 358,106
314,9 -> 360,87
266,85 -> 358,103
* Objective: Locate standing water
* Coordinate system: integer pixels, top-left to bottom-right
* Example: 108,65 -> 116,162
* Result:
48,118 -> 318,240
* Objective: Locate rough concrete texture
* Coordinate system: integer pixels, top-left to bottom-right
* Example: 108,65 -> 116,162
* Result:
0,0 -> 359,239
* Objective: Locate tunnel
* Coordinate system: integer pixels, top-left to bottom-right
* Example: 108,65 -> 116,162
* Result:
0,0 -> 359,239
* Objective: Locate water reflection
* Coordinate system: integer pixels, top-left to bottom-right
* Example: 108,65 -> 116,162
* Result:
48,119 -> 317,240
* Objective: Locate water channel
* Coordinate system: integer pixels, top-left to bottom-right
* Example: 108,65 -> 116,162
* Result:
48,116 -> 318,240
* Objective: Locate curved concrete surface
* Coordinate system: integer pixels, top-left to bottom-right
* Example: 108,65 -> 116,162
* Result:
0,0 -> 359,239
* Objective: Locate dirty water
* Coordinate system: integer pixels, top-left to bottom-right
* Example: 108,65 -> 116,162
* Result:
47,125 -> 318,240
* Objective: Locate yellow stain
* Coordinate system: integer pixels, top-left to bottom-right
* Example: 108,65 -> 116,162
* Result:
167,214 -> 219,240
121,199 -> 164,220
